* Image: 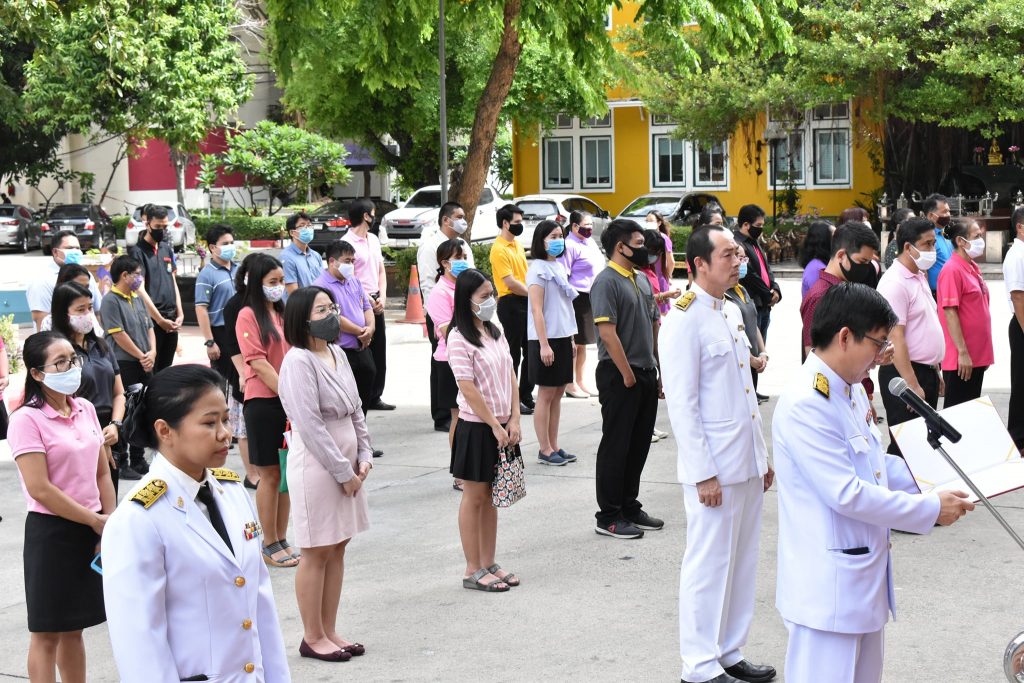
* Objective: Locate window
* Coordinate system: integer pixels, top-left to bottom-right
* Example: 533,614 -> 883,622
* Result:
653,134 -> 686,187
555,113 -> 573,129
814,129 -> 850,184
812,102 -> 850,121
770,132 -> 804,184
768,105 -> 803,124
605,6 -> 613,30
694,141 -> 728,186
584,113 -> 611,128
652,113 -> 676,126
479,188 -> 494,205
581,136 -> 612,188
543,138 -> 573,189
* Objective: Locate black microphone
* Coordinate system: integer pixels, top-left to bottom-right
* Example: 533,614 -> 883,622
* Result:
887,377 -> 962,443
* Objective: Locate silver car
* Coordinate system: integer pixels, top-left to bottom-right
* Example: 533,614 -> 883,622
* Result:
125,203 -> 196,250
513,194 -> 610,252
0,204 -> 41,252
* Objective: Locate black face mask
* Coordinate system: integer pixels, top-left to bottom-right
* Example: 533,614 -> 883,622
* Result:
508,222 -> 524,237
622,243 -> 649,268
840,254 -> 878,288
748,225 -> 764,240
149,228 -> 165,243
308,315 -> 341,342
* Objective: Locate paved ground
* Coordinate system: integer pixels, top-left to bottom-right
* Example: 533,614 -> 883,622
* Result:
0,250 -> 1021,681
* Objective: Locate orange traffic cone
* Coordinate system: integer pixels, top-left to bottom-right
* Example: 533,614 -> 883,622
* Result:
398,264 -> 427,336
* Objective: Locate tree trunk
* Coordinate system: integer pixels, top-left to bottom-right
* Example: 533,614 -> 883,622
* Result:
170,148 -> 188,209
98,138 -> 129,206
450,0 -> 523,240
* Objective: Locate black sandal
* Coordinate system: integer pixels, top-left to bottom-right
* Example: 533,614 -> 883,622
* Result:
487,563 -> 520,587
462,568 -> 509,592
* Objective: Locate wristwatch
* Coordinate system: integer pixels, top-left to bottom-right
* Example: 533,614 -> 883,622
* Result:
204,339 -> 216,348
110,420 -> 123,428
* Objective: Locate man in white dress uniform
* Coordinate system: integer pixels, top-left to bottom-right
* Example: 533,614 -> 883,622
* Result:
773,282 -> 974,683
662,225 -> 776,683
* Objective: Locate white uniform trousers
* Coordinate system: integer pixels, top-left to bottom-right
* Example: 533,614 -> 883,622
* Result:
679,476 -> 763,682
784,620 -> 884,683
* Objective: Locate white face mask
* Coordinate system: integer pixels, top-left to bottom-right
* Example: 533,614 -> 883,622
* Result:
473,296 -> 497,322
337,262 -> 356,280
962,236 -> 985,259
451,218 -> 468,235
69,313 -> 95,334
910,244 -> 937,271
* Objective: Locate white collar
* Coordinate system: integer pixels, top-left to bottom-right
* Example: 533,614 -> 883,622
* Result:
153,453 -> 216,503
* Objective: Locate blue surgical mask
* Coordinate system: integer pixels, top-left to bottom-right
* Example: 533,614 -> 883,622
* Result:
297,227 -> 315,244
546,239 -> 565,257
218,244 -> 236,262
62,249 -> 83,265
739,261 -> 748,279
450,259 -> 470,277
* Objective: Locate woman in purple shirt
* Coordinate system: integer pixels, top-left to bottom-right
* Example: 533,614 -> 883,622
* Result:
799,221 -> 835,298
558,211 -> 604,398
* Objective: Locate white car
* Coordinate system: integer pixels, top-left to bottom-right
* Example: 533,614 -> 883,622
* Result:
380,184 -> 504,247
125,203 -> 197,250
513,194 -> 611,252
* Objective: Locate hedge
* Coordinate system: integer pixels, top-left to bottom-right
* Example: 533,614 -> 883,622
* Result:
112,214 -> 287,242
385,242 -> 495,291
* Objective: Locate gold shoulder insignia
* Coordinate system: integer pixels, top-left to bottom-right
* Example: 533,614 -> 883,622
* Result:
131,479 -> 167,508
813,372 -> 830,399
674,291 -> 696,312
210,468 -> 242,483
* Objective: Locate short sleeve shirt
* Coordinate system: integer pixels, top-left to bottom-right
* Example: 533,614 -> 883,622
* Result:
526,260 -> 578,340
590,261 -> 658,368
280,243 -> 324,289
799,270 -> 842,348
341,230 -> 384,296
101,289 -> 154,362
1004,238 -> 1024,303
937,254 -> 994,370
489,235 -> 528,298
877,260 -> 944,365
26,259 -> 104,322
195,260 -> 237,327
425,277 -> 457,361
76,339 -> 121,415
926,228 -> 954,291
417,229 -> 474,301
9,397 -> 104,515
128,241 -> 178,317
313,270 -> 371,349
236,306 -> 289,400
447,328 -> 513,423
558,231 -> 605,293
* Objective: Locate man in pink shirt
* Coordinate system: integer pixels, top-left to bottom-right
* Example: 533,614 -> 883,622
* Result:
876,217 -> 945,454
342,198 -> 394,410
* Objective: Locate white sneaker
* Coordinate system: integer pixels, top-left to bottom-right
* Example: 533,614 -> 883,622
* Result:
650,433 -> 661,443
653,428 -> 670,439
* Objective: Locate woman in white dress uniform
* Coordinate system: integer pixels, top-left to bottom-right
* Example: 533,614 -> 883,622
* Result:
102,364 -> 290,682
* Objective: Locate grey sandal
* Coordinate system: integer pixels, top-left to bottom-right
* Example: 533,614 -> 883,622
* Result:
487,564 -> 520,587
462,567 -> 509,592
280,537 -> 301,560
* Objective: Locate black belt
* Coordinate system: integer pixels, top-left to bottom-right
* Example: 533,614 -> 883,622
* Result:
839,547 -> 869,555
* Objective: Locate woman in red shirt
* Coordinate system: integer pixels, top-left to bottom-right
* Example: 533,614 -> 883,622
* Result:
237,253 -> 297,567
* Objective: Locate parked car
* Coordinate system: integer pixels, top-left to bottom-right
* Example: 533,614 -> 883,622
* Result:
125,203 -> 196,250
616,192 -> 726,229
40,204 -> 116,255
380,184 -> 504,247
0,204 -> 42,253
307,198 -> 398,255
514,194 -> 611,252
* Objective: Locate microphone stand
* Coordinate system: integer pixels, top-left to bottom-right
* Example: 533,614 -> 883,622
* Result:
925,424 -> 1024,553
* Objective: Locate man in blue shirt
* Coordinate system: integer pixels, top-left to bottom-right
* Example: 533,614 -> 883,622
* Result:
280,210 -> 324,294
922,193 -> 953,294
195,223 -> 238,379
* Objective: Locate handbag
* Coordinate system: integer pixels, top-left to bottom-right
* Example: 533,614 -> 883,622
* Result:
492,445 -> 526,507
278,421 -> 291,493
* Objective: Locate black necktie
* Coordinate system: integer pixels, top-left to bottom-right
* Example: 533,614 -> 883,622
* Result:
196,483 -> 233,554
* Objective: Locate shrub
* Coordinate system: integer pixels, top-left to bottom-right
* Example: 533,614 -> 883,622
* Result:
192,214 -> 286,241
112,215 -> 129,238
0,314 -> 23,374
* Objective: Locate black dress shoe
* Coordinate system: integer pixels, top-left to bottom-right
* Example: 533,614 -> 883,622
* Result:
434,421 -> 451,433
372,449 -> 383,458
519,401 -> 534,415
724,660 -> 776,683
367,400 -> 396,411
681,674 -> 742,683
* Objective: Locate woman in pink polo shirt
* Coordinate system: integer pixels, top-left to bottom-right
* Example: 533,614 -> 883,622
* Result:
448,268 -> 522,593
9,331 -> 115,683
937,218 -> 993,407
425,239 -> 467,489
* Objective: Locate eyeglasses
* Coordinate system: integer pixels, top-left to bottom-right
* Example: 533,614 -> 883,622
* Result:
863,333 -> 891,357
311,304 -> 340,316
37,355 -> 83,373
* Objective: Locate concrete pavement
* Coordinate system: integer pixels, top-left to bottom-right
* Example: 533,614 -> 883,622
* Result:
0,268 -> 1021,680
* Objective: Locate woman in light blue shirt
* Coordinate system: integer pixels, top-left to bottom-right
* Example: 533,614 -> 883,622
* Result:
526,220 -> 578,466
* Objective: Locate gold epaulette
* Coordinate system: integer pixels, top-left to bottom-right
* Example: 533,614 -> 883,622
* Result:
674,291 -> 696,312
813,373 -> 830,399
131,479 -> 167,508
209,468 -> 241,483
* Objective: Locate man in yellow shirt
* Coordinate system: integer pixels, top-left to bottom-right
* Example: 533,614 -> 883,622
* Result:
489,204 -> 534,414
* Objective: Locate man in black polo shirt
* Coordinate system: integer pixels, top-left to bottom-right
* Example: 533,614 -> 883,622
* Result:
128,204 -> 183,371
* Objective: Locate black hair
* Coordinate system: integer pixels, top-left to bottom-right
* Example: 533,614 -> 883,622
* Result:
434,239 -> 466,282
205,223 -> 233,246
56,263 -> 90,286
643,228 -> 668,272
922,193 -> 947,216
347,199 -> 374,228
831,222 -> 880,258
451,268 -> 500,348
1012,206 -> 1024,236
889,207 -> 915,234
799,221 -> 834,267
51,230 -> 77,252
896,217 -> 935,253
125,364 -> 226,450
698,202 -> 725,226
600,218 -> 642,255
285,211 -> 311,233
234,252 -> 260,292
530,219 -> 562,260
495,203 -> 523,229
438,201 -> 463,226
569,210 -> 591,231
686,224 -> 728,274
102,239 -> 119,255
140,203 -> 152,220
324,239 -> 356,262
839,207 -> 869,225
647,210 -> 669,235
147,204 -> 168,221
810,282 -> 898,350
110,255 -> 141,284
51,282 -> 109,355
737,204 -> 766,228
20,331 -> 75,410
944,217 -> 976,245
283,286 -> 333,349
240,253 -> 284,345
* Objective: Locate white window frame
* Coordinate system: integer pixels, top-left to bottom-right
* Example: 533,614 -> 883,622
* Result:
693,140 -> 729,187
769,132 -> 804,186
583,113 -> 611,128
538,110 -> 616,193
647,113 -> 731,192
605,6 -> 613,30
651,134 -> 687,188
555,113 -> 573,129
542,137 -> 573,190
581,135 -> 613,189
812,102 -> 850,121
813,129 -> 850,185
765,100 -> 853,190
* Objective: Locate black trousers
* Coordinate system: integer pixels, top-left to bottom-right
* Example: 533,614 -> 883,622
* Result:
879,362 -> 940,455
497,294 -> 534,405
943,366 -> 987,409
1010,319 -> 1024,448
119,359 -> 151,466
342,347 -> 377,415
152,324 -> 178,372
425,313 -> 450,427
594,362 -> 658,525
368,311 -> 387,405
